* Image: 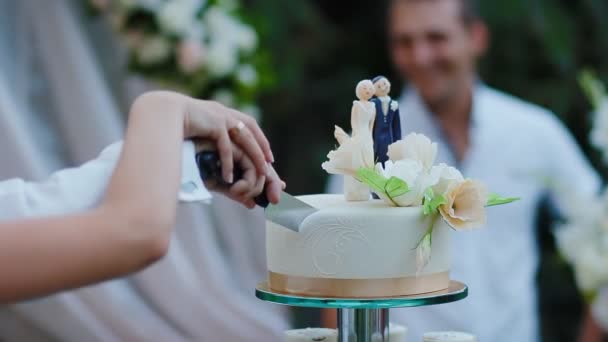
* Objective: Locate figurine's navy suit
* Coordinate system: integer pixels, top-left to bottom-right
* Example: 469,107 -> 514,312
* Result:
372,97 -> 401,165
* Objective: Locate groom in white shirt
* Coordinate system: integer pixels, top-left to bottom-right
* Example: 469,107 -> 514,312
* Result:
327,0 -> 601,341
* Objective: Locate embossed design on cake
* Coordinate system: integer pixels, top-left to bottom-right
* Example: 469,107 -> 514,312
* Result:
301,216 -> 370,277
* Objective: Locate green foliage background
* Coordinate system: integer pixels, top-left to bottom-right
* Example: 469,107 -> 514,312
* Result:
244,0 -> 608,340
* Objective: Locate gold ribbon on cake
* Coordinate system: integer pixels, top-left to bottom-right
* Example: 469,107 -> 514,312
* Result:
269,271 -> 450,298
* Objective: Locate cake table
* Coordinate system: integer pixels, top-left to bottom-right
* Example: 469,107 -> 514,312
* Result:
256,280 -> 467,342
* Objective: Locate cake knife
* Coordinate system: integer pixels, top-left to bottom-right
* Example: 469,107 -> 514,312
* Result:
195,149 -> 318,232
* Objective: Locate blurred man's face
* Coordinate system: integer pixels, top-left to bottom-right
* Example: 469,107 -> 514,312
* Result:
389,0 -> 487,106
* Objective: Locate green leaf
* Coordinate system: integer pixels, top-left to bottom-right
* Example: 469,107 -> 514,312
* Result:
356,168 -> 388,195
422,188 -> 447,216
385,176 -> 409,199
486,193 -> 520,207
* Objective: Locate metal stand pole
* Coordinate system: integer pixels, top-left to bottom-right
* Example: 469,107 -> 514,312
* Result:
337,308 -> 389,342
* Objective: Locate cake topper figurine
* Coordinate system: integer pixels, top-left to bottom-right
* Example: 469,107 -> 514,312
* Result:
371,76 -> 401,165
324,79 -> 376,201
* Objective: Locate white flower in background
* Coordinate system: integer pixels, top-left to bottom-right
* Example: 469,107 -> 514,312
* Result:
430,163 -> 464,196
206,42 -> 239,78
212,89 -> 236,107
235,24 -> 258,53
388,133 -> 438,171
205,6 -> 235,36
438,179 -> 487,230
177,39 -> 206,74
236,64 -> 258,86
157,0 -> 200,36
137,36 -> 171,65
590,99 -> 608,162
205,6 -> 258,53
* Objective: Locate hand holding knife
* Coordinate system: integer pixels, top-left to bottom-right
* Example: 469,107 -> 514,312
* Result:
195,148 -> 318,232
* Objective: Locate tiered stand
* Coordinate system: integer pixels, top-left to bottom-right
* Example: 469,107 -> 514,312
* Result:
256,280 -> 467,342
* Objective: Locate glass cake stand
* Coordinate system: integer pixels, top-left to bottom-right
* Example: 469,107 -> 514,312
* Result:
255,280 -> 467,342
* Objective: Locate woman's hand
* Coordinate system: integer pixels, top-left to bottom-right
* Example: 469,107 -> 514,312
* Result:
136,91 -> 283,207
184,97 -> 274,185
197,140 -> 286,208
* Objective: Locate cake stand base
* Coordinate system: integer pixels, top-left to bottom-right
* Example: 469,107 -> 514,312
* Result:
338,308 -> 389,342
256,280 -> 467,342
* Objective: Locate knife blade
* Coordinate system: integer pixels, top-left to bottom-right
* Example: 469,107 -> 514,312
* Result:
195,149 -> 318,232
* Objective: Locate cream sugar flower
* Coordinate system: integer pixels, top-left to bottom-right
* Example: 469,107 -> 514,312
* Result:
438,179 -> 487,230
322,134 -> 374,178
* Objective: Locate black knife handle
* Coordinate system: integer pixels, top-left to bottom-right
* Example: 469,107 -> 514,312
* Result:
195,150 -> 270,208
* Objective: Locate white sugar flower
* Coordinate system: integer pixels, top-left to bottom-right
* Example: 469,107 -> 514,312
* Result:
206,42 -> 239,78
322,135 -> 374,178
377,159 -> 422,186
374,159 -> 442,207
387,133 -> 437,171
430,163 -> 464,196
236,64 -> 258,86
157,1 -> 200,36
137,36 -> 171,65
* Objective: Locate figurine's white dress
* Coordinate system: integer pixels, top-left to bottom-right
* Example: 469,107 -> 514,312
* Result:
342,100 -> 375,201
351,100 -> 375,142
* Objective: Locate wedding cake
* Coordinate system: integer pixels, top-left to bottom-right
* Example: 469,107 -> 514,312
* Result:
266,78 -> 516,298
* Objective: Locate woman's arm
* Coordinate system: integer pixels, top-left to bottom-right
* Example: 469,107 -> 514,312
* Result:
0,91 -> 276,303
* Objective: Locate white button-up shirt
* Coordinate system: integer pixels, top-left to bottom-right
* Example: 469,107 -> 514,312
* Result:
328,85 -> 600,341
0,140 -> 211,220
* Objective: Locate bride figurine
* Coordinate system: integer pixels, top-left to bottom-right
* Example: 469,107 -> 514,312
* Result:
333,79 -> 376,201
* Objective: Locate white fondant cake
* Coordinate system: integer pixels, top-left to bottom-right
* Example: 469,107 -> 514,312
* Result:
267,194 -> 450,297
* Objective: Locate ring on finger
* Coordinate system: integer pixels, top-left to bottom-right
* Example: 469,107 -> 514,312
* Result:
229,120 -> 246,137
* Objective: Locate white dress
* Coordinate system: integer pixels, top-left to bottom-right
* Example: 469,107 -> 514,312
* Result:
0,1 -> 288,340
340,100 -> 375,201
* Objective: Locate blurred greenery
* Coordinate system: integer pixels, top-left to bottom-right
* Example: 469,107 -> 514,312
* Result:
244,0 -> 608,340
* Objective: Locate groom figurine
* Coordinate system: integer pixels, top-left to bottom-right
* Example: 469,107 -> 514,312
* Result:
372,76 -> 402,165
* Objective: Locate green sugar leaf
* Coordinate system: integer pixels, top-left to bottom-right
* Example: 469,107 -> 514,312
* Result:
423,187 -> 447,215
486,193 -> 520,207
385,176 -> 409,199
356,167 -> 388,195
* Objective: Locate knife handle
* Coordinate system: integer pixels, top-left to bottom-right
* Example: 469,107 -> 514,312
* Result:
195,150 -> 270,208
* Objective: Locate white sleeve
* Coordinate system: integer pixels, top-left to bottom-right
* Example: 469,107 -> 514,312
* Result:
542,115 -> 602,212
0,140 -> 211,220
